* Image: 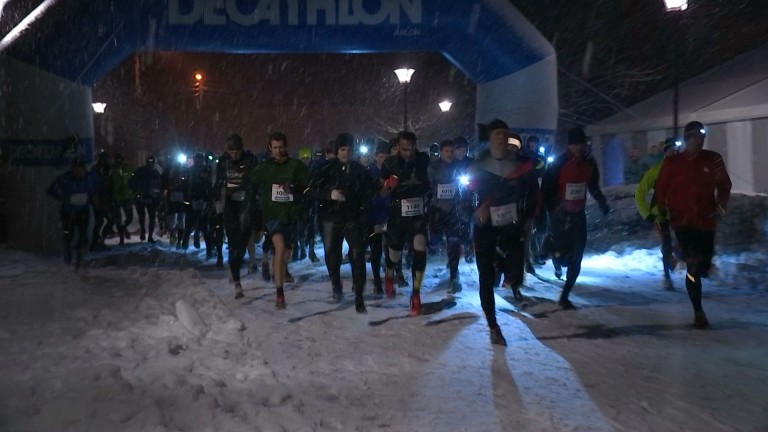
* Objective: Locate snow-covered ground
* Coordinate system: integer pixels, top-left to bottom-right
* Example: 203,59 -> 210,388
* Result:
1,188 -> 768,432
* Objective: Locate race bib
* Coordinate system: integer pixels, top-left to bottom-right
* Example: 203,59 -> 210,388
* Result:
69,193 -> 88,206
374,223 -> 387,233
490,203 -> 517,227
565,183 -> 586,201
271,184 -> 294,202
230,190 -> 246,201
401,197 -> 424,216
436,183 -> 456,200
170,191 -> 184,203
192,200 -> 206,211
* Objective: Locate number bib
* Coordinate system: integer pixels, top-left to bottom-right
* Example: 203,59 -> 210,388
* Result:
271,184 -> 294,202
436,183 -> 456,200
490,203 -> 517,227
170,191 -> 184,203
565,183 -> 586,201
401,198 -> 424,217
70,193 -> 88,206
230,190 -> 246,202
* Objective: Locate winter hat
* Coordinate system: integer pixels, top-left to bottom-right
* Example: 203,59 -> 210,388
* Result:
146,155 -> 157,164
487,119 -> 509,132
567,127 -> 587,145
375,141 -> 390,155
298,147 -> 312,160
684,121 -> 706,136
662,137 -> 678,153
227,134 -> 244,150
334,133 -> 355,153
508,133 -> 522,149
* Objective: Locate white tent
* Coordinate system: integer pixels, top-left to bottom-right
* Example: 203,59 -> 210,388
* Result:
586,42 -> 768,193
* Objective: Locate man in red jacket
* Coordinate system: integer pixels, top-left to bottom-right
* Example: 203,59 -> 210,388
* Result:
655,121 -> 732,329
541,128 -> 610,309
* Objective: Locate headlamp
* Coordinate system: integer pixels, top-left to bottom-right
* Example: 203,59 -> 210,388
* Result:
359,145 -> 369,155
177,153 -> 187,164
459,174 -> 470,186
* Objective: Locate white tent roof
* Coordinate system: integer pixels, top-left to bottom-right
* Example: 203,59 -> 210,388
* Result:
587,42 -> 768,135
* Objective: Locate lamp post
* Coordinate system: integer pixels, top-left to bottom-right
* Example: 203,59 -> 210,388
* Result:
394,68 -> 415,131
438,100 -> 453,113
193,72 -> 205,110
92,102 -> 107,146
663,0 -> 688,137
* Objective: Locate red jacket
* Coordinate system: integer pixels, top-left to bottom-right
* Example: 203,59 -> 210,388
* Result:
655,149 -> 731,231
540,152 -> 607,214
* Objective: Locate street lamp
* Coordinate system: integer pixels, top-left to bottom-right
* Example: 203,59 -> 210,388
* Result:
664,0 -> 687,137
193,71 -> 205,110
663,0 -> 687,11
394,68 -> 415,131
438,100 -> 453,113
92,102 -> 107,114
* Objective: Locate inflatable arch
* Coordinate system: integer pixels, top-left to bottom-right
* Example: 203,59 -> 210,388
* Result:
0,0 -> 557,251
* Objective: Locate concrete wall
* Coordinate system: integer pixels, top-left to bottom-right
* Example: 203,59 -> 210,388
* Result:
0,57 -> 95,253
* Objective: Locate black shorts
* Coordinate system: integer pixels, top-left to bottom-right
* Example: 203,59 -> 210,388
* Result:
674,227 -> 715,274
385,213 -> 427,251
265,219 -> 297,245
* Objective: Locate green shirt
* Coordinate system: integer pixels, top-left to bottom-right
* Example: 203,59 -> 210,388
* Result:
111,163 -> 135,202
251,157 -> 310,223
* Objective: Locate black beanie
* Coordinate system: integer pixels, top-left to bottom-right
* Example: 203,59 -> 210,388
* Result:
487,119 -> 509,132
334,133 -> 355,153
662,137 -> 678,153
567,128 -> 587,145
684,121 -> 705,135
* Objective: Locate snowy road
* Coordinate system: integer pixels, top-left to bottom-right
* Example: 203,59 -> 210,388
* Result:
1,243 -> 767,431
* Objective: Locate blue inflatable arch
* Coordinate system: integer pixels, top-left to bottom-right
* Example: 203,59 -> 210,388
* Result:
0,0 -> 557,251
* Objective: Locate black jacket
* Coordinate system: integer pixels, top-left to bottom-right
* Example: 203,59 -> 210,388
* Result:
310,158 -> 379,222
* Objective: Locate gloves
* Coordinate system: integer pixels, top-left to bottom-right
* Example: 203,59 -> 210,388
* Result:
330,189 -> 346,202
600,202 -> 611,216
383,175 -> 399,189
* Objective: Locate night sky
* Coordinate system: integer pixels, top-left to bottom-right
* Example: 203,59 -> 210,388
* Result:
91,0 -> 768,160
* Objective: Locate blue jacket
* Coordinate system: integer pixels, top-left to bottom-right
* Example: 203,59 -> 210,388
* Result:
47,170 -> 99,214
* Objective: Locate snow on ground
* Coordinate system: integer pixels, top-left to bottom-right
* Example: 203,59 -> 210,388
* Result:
1,189 -> 768,432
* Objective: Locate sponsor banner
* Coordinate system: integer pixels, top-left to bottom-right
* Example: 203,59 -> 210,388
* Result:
0,137 -> 95,168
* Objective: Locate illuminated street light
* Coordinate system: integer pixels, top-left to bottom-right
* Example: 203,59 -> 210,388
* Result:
92,102 -> 107,114
193,71 -> 205,110
394,68 -> 415,131
438,100 -> 453,112
663,0 -> 687,11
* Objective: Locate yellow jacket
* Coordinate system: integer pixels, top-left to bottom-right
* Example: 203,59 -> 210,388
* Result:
634,160 -> 668,222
